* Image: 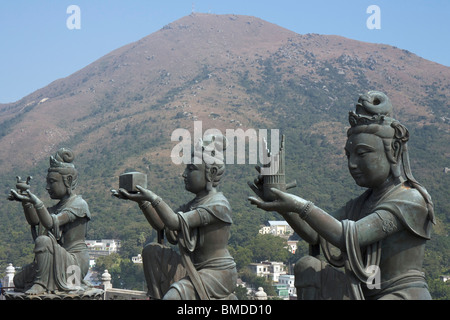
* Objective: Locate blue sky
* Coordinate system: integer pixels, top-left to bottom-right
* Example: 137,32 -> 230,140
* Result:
1,0 -> 449,103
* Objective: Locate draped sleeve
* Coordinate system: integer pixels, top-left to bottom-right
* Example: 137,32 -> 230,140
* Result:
373,185 -> 431,240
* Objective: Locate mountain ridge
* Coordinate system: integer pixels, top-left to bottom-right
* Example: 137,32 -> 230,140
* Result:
1,14 -> 448,164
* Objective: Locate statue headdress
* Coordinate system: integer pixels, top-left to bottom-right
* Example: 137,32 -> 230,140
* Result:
348,91 -> 395,133
48,148 -> 78,190
193,133 -> 228,190
193,133 -> 228,165
347,91 -> 434,224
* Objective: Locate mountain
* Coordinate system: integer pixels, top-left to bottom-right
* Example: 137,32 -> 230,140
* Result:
1,13 -> 448,171
1,13 -> 449,283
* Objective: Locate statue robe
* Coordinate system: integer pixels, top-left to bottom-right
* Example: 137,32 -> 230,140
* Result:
299,182 -> 433,300
14,195 -> 91,293
142,192 -> 237,300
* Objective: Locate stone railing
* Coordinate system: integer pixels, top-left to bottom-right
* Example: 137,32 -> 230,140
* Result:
1,265 -> 147,300
100,269 -> 148,300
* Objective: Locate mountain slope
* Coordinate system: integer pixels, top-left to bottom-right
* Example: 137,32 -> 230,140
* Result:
1,13 -> 448,172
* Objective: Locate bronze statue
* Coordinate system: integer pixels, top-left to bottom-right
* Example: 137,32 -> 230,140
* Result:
112,134 -> 237,300
8,148 -> 92,295
248,91 -> 435,300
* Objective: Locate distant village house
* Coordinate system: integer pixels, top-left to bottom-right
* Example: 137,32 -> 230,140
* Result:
259,220 -> 293,236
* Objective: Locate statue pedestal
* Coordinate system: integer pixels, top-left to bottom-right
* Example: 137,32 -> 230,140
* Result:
4,288 -> 104,300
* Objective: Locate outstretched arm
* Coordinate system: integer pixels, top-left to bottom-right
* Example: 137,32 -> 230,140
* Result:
133,186 -> 220,231
112,187 -> 165,231
247,166 -> 319,244
145,196 -> 180,231
12,190 -> 55,229
249,188 -> 344,249
137,201 -> 165,231
303,206 -> 402,250
250,188 -> 403,251
300,206 -> 344,250
278,211 -> 320,245
9,189 -> 40,226
22,202 -> 40,226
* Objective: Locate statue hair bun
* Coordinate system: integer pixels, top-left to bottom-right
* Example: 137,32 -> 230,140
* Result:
54,148 -> 75,164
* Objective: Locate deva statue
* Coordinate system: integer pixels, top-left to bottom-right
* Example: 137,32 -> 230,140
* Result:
8,148 -> 91,295
112,134 -> 237,300
249,91 -> 435,300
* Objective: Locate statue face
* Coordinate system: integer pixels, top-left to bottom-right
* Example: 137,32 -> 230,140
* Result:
345,133 -> 391,189
182,161 -> 207,194
46,171 -> 68,199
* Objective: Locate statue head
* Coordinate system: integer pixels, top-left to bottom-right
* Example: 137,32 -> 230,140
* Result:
346,91 -> 407,187
346,91 -> 434,222
46,148 -> 78,199
183,134 -> 227,194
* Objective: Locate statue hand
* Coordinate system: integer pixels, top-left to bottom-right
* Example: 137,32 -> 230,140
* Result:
111,188 -> 132,200
110,189 -> 122,199
25,190 -> 42,206
135,185 -> 159,203
8,189 -> 32,203
248,188 -> 307,214
111,188 -> 146,202
111,185 -> 158,203
247,165 -> 264,199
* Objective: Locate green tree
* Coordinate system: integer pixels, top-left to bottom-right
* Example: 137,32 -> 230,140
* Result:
117,259 -> 146,291
235,285 -> 249,300
93,253 -> 121,273
249,234 -> 290,262
428,279 -> 450,300
93,253 -> 122,287
229,245 -> 253,270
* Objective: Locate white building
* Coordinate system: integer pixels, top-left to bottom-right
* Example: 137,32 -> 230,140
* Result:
287,240 -> 298,254
249,261 -> 287,283
278,274 -> 296,297
132,254 -> 142,264
86,239 -> 121,260
259,221 -> 293,237
259,221 -> 298,253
